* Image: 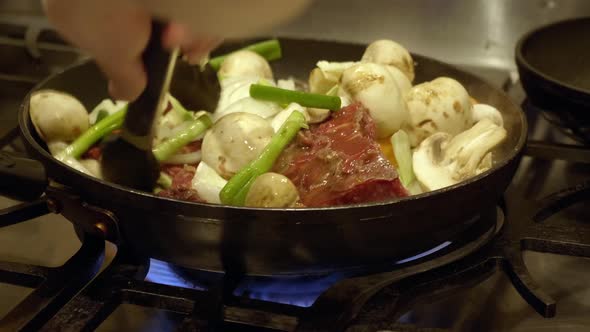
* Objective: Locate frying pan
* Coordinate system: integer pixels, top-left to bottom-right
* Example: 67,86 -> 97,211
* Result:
2,38 -> 526,276
516,17 -> 590,142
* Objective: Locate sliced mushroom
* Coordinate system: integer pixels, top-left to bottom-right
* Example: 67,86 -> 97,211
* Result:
361,39 -> 415,82
29,89 -> 89,143
244,172 -> 300,208
339,63 -> 408,138
412,119 -> 507,191
404,77 -> 474,147
472,103 -> 504,127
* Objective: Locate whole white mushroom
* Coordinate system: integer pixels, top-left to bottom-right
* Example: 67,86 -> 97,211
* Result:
29,90 -> 89,143
201,112 -> 274,179
218,50 -> 273,80
244,172 -> 300,208
386,66 -> 412,96
361,39 -> 415,82
339,63 -> 408,138
404,77 -> 473,147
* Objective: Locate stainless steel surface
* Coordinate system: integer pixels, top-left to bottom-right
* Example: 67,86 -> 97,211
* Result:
0,0 -> 589,330
277,0 -> 590,71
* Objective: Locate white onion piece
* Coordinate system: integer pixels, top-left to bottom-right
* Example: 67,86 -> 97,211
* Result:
162,151 -> 202,165
277,78 -> 296,90
191,162 -> 227,204
89,99 -> 127,125
55,155 -> 93,176
270,103 -> 309,132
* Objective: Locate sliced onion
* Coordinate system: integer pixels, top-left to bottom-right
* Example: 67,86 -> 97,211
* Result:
162,151 -> 202,165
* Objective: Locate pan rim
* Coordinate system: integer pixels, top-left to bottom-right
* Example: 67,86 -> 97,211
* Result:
515,16 -> 590,96
19,37 -> 527,214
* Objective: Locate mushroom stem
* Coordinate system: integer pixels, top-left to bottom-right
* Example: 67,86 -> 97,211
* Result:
412,119 -> 507,191
446,119 -> 507,181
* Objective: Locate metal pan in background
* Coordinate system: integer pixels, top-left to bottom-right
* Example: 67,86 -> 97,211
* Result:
516,17 -> 590,142
2,38 -> 526,276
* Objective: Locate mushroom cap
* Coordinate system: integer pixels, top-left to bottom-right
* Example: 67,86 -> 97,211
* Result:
214,76 -> 281,122
218,50 -> 273,80
29,89 -> 89,143
201,112 -> 274,179
339,63 -> 408,138
361,39 -> 415,82
244,172 -> 300,208
404,77 -> 473,147
386,65 -> 412,96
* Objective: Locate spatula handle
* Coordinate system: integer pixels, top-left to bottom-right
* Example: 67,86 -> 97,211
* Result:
122,20 -> 178,150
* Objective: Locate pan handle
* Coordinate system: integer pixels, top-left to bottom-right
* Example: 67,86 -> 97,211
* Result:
0,151 -> 48,201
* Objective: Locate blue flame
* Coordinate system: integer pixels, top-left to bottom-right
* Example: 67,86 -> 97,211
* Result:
145,241 -> 452,308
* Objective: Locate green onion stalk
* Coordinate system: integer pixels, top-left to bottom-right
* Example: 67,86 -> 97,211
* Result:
220,111 -> 306,206
209,39 -> 282,71
250,84 -> 341,110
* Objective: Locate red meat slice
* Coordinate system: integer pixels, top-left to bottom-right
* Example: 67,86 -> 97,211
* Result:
158,164 -> 204,203
273,103 -> 407,207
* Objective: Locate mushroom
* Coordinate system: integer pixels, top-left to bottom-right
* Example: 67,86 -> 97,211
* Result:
404,77 -> 474,147
201,112 -> 274,179
218,50 -> 273,80
386,65 -> 412,96
213,96 -> 282,122
339,63 -> 408,138
361,39 -> 415,82
214,76 -> 281,122
244,172 -> 300,208
191,161 -> 228,204
29,89 -> 89,143
472,103 -> 504,127
412,119 -> 507,191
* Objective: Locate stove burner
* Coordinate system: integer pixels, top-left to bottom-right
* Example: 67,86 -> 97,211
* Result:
145,242 -> 454,308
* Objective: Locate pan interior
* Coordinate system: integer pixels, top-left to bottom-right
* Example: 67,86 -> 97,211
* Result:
21,37 -> 525,210
521,18 -> 590,92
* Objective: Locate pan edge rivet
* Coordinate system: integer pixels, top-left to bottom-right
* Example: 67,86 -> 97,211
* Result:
46,199 -> 61,213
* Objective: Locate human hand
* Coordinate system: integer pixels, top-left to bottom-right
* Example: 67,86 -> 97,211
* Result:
42,0 -> 221,101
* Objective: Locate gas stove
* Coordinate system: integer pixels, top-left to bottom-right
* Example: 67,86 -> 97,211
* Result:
1,2 -> 590,331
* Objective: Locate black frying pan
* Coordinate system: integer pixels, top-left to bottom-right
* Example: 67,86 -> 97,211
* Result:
516,17 -> 590,142
4,38 -> 526,276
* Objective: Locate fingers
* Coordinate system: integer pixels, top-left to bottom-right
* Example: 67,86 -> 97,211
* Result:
96,57 -> 147,101
163,23 -> 223,65
43,0 -> 151,101
183,37 -> 223,65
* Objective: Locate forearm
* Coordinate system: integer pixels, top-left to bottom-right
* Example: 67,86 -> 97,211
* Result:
135,0 -> 311,38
